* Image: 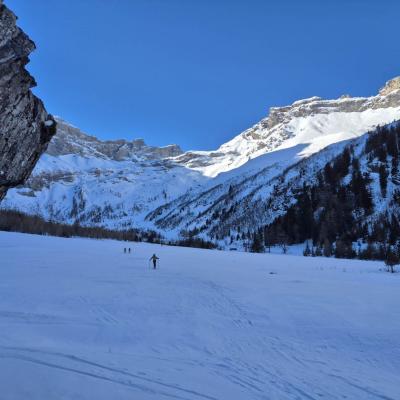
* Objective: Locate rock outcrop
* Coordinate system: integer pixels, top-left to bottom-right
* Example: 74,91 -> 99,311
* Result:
0,1 -> 55,200
49,118 -> 183,160
379,76 -> 400,96
265,77 -> 400,130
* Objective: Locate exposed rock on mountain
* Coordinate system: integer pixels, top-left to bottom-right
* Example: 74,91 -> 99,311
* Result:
0,1 -> 55,201
379,76 -> 400,96
48,119 -> 182,160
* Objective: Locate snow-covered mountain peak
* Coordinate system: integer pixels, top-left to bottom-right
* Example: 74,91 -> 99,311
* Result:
174,78 -> 400,177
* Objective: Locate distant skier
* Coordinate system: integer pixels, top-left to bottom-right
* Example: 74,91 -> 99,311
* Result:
149,254 -> 159,269
128,248 -> 131,253
124,248 -> 127,253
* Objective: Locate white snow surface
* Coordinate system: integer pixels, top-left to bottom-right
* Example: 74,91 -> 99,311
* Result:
1,231 -> 399,399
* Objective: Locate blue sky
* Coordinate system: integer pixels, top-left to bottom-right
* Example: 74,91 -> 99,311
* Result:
8,0 -> 400,150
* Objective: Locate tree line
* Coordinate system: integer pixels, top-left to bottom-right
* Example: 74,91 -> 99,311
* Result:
0,209 -> 162,242
0,209 -> 216,250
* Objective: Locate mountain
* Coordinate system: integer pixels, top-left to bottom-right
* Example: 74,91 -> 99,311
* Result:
0,2 -> 55,200
149,122 -> 400,255
174,77 -> 400,176
0,118 -> 209,230
2,77 -> 400,247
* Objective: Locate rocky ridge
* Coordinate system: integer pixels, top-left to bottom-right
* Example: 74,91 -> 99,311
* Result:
49,118 -> 182,161
174,77 -> 400,176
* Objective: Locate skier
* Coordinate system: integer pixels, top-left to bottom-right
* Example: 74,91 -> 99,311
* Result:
128,248 -> 131,253
149,254 -> 159,269
124,248 -> 126,253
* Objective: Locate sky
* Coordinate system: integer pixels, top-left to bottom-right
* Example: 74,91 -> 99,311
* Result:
7,0 -> 400,151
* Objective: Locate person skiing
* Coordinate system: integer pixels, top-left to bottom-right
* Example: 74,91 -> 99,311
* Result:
124,248 -> 127,253
149,254 -> 159,269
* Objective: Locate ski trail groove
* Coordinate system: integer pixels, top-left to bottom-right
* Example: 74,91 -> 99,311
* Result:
0,346 -> 220,400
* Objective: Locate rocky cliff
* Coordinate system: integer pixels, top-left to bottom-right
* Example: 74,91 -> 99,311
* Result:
48,118 -> 182,161
0,1 -> 55,200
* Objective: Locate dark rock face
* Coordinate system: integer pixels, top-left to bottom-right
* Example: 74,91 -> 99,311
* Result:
0,1 -> 55,200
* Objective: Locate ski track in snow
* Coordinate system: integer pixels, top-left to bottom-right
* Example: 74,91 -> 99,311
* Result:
0,232 -> 399,399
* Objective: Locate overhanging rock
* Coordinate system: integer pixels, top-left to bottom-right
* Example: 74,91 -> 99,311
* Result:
0,1 -> 56,201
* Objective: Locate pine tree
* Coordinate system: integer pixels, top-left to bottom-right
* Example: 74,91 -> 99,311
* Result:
323,238 -> 332,257
379,163 -> 388,198
387,129 -> 399,158
389,214 -> 400,245
391,157 -> 399,182
303,241 -> 311,256
250,232 -> 264,253
385,248 -> 399,273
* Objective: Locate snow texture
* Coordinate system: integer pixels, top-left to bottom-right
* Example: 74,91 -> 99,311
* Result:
1,231 -> 399,399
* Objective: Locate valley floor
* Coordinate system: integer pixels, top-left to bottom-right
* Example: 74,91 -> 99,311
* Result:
0,232 -> 399,399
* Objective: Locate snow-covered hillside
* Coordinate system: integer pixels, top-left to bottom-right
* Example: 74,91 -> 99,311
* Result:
1,119 -> 210,229
2,77 -> 400,235
150,120 -> 400,255
1,231 -> 399,399
148,137 -> 353,240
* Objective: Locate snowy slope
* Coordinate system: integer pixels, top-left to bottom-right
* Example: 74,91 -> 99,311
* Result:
2,77 -> 400,234
1,231 -> 399,400
1,119 -> 209,229
177,105 -> 400,177
151,120 -> 400,248
147,138 -> 352,240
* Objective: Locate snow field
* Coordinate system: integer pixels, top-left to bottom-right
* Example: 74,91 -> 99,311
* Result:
0,231 -> 399,399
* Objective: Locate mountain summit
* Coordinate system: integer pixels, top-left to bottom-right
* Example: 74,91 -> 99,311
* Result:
379,76 -> 400,96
